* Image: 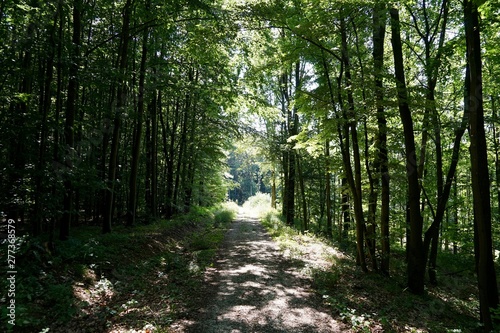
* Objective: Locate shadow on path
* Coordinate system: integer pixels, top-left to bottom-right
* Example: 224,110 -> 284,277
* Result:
172,212 -> 345,333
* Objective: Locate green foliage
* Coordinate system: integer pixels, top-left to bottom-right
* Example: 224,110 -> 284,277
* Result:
45,284 -> 77,321
1,204 -> 235,332
241,192 -> 274,218
1,0 -> 500,330
311,267 -> 341,291
213,201 -> 239,226
259,202 -> 481,332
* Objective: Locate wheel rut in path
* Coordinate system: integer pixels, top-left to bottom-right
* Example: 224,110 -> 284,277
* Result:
173,212 -> 345,332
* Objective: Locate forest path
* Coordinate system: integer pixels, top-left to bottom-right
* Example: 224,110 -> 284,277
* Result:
170,211 -> 346,332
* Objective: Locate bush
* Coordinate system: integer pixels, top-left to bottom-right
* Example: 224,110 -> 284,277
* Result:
242,193 -> 272,217
213,201 -> 238,227
243,192 -> 271,208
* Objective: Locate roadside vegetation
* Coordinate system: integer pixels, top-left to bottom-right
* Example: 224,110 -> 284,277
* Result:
244,194 -> 484,333
0,203 -> 238,333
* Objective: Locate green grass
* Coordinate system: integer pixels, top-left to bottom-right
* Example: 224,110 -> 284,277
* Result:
1,203 -> 237,333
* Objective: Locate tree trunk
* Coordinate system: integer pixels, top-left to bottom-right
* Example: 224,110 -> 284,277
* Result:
50,4 -> 64,248
424,73 -> 468,284
373,1 -> 390,275
363,119 -> 378,271
283,64 -> 299,226
271,169 -> 277,208
410,0 -> 450,284
145,95 -> 153,218
151,91 -> 159,219
103,0 -> 132,233
34,9 -> 59,235
60,0 -> 82,240
166,100 -> 180,217
297,156 -> 308,232
390,7 -> 425,294
174,72 -> 194,213
341,16 -> 368,271
280,64 -> 299,227
325,140 -> 333,238
126,21 -> 149,226
341,177 -> 350,241
464,0 -> 499,329
492,96 -> 500,215
182,91 -> 199,212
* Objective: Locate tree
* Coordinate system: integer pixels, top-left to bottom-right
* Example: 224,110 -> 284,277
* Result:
464,0 -> 499,329
390,7 -> 426,294
103,0 -> 132,234
59,0 -> 82,240
373,1 -> 390,275
126,1 -> 150,226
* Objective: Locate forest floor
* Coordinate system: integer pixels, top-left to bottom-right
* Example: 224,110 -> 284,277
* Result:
169,211 -> 346,333
4,203 -> 483,333
168,207 -> 482,333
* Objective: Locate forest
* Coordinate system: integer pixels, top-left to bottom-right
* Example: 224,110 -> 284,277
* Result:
1,0 -> 500,331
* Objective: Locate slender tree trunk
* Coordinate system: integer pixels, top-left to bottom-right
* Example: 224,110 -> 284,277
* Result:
280,74 -> 289,219
280,64 -> 299,227
373,1 -> 390,275
391,7 -> 425,294
34,10 -> 58,235
49,5 -> 64,249
286,132 -> 297,226
60,0 -> 82,240
325,140 -> 333,238
103,0 -> 132,233
453,180 -> 458,255
363,119 -> 378,271
424,76 -> 468,284
145,96 -> 152,218
126,21 -> 149,226
271,169 -> 277,208
183,92 -> 199,212
492,97 -> 500,214
166,100 -> 180,217
464,0 -> 499,329
151,91 -> 158,218
283,64 -> 299,226
341,177 -> 350,241
297,156 -> 308,232
174,72 -> 193,213
341,16 -> 368,271
412,0 -> 450,284
354,13 -> 378,272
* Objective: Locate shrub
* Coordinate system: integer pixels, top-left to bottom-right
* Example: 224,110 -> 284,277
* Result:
242,193 -> 272,217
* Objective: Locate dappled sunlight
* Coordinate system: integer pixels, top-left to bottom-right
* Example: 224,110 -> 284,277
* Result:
176,213 -> 346,332
72,272 -> 116,312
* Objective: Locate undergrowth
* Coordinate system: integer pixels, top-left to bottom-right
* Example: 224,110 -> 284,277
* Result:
0,202 -> 238,333
259,206 -> 482,333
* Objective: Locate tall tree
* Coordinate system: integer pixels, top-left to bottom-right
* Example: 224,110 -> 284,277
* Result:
127,4 -> 150,226
339,14 -> 369,271
60,0 -> 82,240
390,7 -> 425,294
464,0 -> 499,329
373,1 -> 390,275
103,0 -> 133,233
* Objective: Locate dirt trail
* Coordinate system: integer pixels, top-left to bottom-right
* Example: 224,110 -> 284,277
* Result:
171,211 -> 346,332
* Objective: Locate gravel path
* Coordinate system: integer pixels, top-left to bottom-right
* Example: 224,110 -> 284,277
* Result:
172,211 -> 346,332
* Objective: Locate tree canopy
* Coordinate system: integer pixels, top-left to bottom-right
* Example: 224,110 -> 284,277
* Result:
2,0 -> 500,330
